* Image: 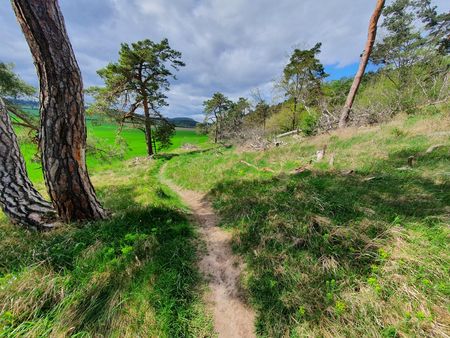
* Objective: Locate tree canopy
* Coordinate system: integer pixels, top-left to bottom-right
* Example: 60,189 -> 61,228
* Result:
203,92 -> 233,143
278,43 -> 328,129
0,62 -> 38,133
91,38 -> 185,154
0,62 -> 35,98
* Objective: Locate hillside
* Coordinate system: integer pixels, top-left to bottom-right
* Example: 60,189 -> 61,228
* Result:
168,117 -> 198,128
10,100 -> 198,129
162,111 -> 450,337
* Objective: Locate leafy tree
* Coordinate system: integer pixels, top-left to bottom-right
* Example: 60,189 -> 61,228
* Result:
0,63 -> 34,98
265,103 -> 299,134
371,0 -> 426,72
370,0 -> 448,111
223,97 -> 250,135
252,101 -> 271,130
153,119 -> 176,150
278,43 -> 328,130
323,78 -> 353,110
248,89 -> 271,130
195,122 -> 209,135
414,0 -> 450,54
0,62 -> 38,134
91,39 -> 184,155
203,92 -> 232,143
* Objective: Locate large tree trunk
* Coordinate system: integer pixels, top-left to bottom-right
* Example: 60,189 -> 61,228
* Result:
338,0 -> 385,128
142,96 -> 154,156
12,0 -> 106,222
0,98 -> 57,230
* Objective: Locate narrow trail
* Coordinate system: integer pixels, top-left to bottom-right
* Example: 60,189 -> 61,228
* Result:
160,163 -> 256,338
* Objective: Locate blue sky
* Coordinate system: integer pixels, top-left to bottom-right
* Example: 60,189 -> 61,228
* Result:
325,63 -> 379,81
0,0 -> 448,121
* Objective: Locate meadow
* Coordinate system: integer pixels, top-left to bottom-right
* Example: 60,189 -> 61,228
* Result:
1,0 -> 448,336
1,112 -> 449,337
16,120 -> 208,182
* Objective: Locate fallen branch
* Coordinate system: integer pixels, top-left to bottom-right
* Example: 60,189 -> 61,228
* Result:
239,160 -> 275,173
426,144 -> 445,154
276,129 -> 301,139
406,144 -> 447,168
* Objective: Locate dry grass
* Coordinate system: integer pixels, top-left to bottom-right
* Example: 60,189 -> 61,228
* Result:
164,111 -> 450,337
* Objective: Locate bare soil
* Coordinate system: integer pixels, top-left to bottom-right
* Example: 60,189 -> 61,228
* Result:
160,164 -> 256,338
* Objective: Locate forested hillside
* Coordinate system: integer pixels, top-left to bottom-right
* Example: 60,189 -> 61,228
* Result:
168,117 -> 198,128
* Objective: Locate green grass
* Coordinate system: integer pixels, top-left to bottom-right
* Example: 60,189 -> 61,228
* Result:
163,112 -> 450,337
15,122 -> 208,182
0,160 -> 214,337
164,128 -> 209,152
0,123 -> 214,337
2,112 -> 449,337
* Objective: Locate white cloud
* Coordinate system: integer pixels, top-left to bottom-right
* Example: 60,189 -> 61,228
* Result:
0,0 -> 449,120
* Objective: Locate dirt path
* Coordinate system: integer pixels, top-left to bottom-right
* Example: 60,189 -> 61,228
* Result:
160,164 -> 256,338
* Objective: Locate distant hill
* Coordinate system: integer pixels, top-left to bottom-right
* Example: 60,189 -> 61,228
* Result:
168,117 -> 198,128
11,99 -> 199,128
11,99 -> 39,108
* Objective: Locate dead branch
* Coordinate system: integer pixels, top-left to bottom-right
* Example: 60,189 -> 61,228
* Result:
239,160 -> 275,173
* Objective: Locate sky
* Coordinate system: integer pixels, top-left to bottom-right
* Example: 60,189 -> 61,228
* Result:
0,0 -> 448,121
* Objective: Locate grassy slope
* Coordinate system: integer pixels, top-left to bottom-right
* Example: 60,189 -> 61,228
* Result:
164,112 -> 450,337
0,131 -> 213,337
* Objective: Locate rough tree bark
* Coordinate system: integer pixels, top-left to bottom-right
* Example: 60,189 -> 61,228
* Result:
214,112 -> 219,144
292,97 -> 298,130
11,0 -> 106,222
338,0 -> 385,128
142,95 -> 154,156
0,98 -> 57,230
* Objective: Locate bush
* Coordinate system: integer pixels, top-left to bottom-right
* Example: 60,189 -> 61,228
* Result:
86,135 -> 129,162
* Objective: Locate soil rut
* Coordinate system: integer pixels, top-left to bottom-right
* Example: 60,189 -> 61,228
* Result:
160,164 -> 256,338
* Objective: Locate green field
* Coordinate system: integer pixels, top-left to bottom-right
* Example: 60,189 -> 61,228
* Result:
16,121 -> 208,182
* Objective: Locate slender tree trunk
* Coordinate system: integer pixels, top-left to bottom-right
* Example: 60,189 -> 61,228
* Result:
142,96 -> 154,156
338,0 -> 385,128
12,0 -> 106,222
214,112 -> 219,144
292,97 -> 298,130
214,122 -> 219,143
0,97 -> 57,230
